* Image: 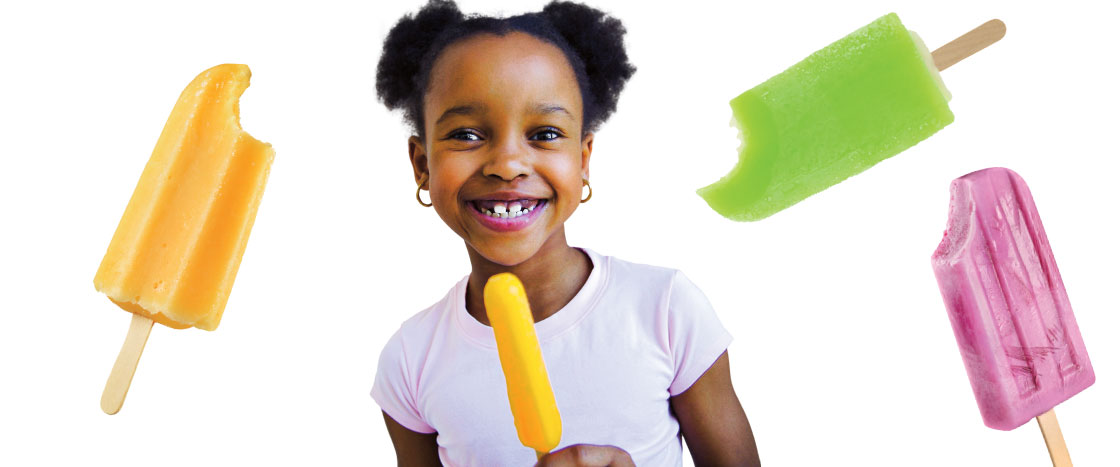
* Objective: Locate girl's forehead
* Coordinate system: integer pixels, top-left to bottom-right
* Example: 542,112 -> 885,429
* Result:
425,32 -> 582,111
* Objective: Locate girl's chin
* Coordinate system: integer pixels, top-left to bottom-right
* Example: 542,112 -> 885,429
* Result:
470,241 -> 544,267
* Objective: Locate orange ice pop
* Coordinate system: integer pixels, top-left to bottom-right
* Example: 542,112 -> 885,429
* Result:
483,273 -> 562,458
95,64 -> 274,414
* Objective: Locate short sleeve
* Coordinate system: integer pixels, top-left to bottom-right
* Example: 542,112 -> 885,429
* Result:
371,329 -> 436,434
666,271 -> 734,396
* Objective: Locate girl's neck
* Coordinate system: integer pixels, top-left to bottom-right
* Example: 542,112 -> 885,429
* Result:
464,228 -> 592,326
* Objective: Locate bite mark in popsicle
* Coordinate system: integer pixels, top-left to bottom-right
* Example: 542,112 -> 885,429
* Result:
932,167 -> 1092,466
483,273 -> 563,458
95,64 -> 274,414
698,14 -> 1004,221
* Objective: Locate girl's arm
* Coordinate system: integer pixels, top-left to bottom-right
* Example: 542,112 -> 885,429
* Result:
383,411 -> 441,467
670,351 -> 761,466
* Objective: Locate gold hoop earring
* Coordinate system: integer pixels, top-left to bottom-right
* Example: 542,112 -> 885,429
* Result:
581,179 -> 592,203
416,174 -> 432,207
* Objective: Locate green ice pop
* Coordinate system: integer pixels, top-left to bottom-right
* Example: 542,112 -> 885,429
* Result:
699,13 -> 956,221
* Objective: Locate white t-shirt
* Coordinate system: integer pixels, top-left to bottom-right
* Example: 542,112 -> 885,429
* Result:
371,249 -> 733,466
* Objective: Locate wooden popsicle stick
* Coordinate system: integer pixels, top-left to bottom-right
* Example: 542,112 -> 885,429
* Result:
933,19 -> 1006,71
101,313 -> 154,415
1037,409 -> 1073,467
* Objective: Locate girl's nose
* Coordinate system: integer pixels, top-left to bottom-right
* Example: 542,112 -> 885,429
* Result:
482,135 -> 531,181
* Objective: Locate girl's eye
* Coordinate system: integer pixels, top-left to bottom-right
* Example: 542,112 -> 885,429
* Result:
447,130 -> 482,142
530,128 -> 562,142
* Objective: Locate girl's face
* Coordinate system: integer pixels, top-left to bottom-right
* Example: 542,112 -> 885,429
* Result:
411,32 -> 592,266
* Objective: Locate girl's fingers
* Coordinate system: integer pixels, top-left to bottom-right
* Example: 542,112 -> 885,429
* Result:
535,444 -> 635,467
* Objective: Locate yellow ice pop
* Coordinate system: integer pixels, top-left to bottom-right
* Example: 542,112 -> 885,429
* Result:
483,273 -> 562,458
95,64 -> 274,414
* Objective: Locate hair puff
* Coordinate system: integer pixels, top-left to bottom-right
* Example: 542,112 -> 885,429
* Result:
375,0 -> 635,137
375,0 -> 464,128
542,1 -> 635,132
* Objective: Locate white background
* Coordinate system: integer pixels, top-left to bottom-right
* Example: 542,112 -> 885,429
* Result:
1,0 -> 1116,465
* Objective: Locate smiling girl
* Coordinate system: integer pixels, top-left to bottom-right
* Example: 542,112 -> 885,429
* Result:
371,1 -> 759,465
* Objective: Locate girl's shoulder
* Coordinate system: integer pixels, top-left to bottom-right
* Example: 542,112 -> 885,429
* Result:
589,248 -> 682,287
393,275 -> 468,339
589,249 -> 716,310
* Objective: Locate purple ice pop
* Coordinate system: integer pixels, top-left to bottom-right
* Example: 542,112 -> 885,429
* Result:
932,167 -> 1093,434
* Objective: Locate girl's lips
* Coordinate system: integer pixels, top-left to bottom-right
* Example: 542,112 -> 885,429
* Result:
468,199 -> 547,232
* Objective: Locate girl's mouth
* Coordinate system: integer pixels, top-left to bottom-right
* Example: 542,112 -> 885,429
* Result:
468,198 -> 547,232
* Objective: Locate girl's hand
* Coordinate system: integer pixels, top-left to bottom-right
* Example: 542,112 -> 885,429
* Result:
535,444 -> 635,467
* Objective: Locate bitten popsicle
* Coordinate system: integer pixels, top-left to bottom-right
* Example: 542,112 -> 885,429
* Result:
483,273 -> 562,459
932,168 -> 1093,466
699,14 -> 1005,221
95,64 -> 274,414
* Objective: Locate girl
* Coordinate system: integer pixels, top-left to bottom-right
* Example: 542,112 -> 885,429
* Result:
371,1 -> 759,465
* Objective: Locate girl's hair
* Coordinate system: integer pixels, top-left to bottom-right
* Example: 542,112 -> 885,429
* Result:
376,0 -> 636,138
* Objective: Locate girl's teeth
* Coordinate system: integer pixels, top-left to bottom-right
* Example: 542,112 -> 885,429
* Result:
479,200 -> 541,218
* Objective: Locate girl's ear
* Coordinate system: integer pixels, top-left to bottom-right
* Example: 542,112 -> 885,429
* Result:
581,132 -> 594,179
408,135 -> 429,187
